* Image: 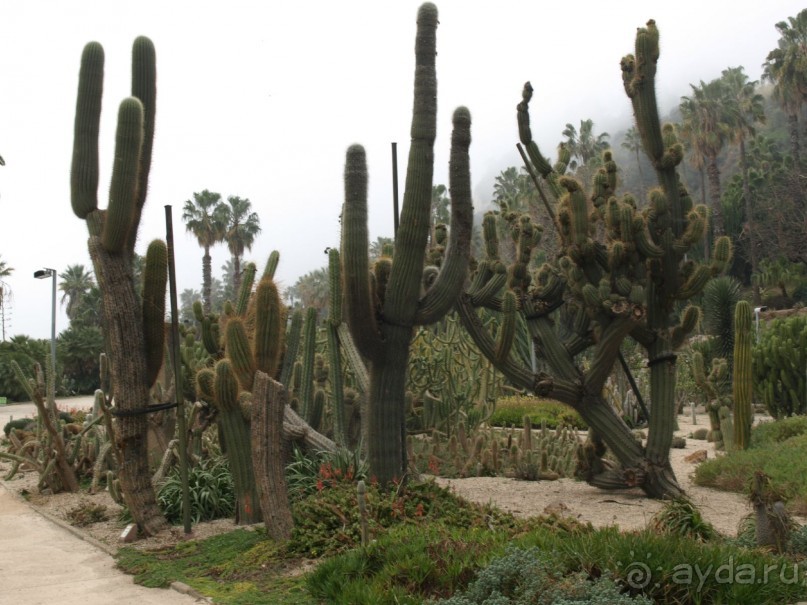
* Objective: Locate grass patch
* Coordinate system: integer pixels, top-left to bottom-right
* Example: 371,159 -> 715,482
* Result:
694,420 -> 807,513
308,522 -> 807,604
489,395 -> 587,430
116,529 -> 315,604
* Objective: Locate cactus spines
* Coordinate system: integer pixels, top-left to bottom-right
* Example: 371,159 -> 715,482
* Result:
253,277 -> 283,377
328,248 -> 343,326
226,318 -> 256,392
235,262 -> 257,316
262,250 -> 280,281
142,239 -> 167,387
195,368 -> 215,403
733,301 -> 753,450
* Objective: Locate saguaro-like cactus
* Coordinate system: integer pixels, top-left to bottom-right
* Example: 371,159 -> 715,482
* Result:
70,37 -> 167,535
733,301 -> 753,450
341,3 -> 473,483
455,21 -> 732,498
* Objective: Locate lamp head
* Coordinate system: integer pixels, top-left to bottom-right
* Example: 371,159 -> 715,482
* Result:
33,268 -> 55,279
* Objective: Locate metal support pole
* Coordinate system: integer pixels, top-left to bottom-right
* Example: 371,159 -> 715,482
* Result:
391,142 -> 400,238
49,270 -> 56,376
165,205 -> 192,535
34,267 -> 58,383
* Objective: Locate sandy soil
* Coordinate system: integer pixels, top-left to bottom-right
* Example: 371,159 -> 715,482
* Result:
436,412 -> 807,536
1,407 -> 801,552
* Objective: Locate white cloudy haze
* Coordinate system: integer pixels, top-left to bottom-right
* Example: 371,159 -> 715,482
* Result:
0,0 -> 803,340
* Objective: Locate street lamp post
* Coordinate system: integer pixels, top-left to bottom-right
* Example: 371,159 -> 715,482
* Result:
34,268 -> 57,376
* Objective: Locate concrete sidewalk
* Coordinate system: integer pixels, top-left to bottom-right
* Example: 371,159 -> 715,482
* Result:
0,397 -> 207,604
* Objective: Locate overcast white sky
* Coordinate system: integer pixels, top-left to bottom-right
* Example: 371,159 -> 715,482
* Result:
1,0 -> 803,340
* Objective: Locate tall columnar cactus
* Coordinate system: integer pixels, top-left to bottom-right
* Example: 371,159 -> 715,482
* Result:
455,20 -> 732,498
341,3 -> 473,483
733,301 -> 753,450
69,37 -> 167,535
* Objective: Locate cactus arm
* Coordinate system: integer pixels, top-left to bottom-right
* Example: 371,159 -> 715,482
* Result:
494,291 -> 517,363
414,107 -> 473,325
253,277 -> 283,378
336,322 -> 370,393
141,239 -> 167,388
226,317 -> 256,391
583,311 -> 644,396
262,250 -> 280,281
383,3 -> 439,328
101,98 -> 143,254
128,36 -> 156,254
70,42 -> 103,221
235,262 -> 257,316
341,144 -> 383,359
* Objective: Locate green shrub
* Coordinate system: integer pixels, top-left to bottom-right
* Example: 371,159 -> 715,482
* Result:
751,416 -> 807,447
489,396 -> 586,430
156,457 -> 235,524
3,417 -> 36,437
649,498 -> 718,542
290,479 -> 522,558
788,524 -> 807,555
437,545 -> 651,605
285,445 -> 368,502
694,430 -> 807,513
307,524 -> 507,604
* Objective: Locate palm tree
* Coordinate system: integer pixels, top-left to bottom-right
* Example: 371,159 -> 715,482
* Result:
182,189 -> 226,313
58,264 -> 95,321
288,267 -> 330,317
220,196 -> 261,294
0,256 -> 11,279
679,79 -> 732,238
721,66 -> 766,304
620,126 -> 647,196
561,118 -> 610,173
762,9 -> 807,166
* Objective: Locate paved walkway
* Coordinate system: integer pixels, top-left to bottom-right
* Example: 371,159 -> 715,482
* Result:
0,398 -> 206,604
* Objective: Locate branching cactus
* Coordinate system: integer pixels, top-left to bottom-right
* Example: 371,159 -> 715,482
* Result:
205,257 -> 285,525
69,37 -> 167,534
455,21 -> 732,498
341,3 -> 473,484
